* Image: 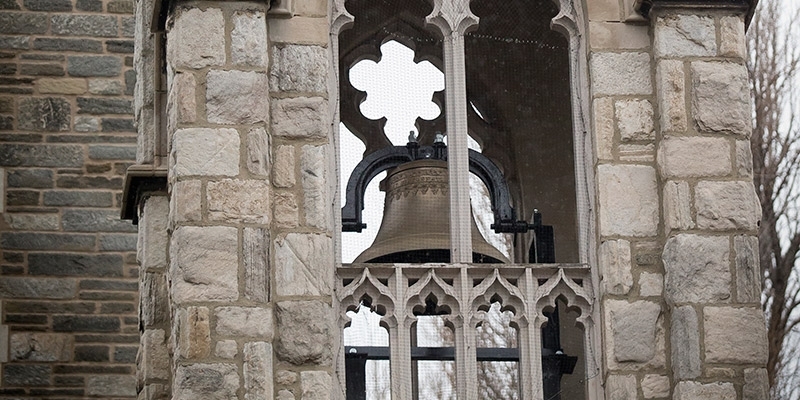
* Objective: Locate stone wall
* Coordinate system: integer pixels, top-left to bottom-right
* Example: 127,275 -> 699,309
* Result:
0,0 -> 139,396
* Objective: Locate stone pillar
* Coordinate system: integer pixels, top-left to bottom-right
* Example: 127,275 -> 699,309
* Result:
651,5 -> 769,399
160,0 -> 336,399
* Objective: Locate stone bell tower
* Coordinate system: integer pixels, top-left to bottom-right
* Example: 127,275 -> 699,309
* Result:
124,0 -> 769,399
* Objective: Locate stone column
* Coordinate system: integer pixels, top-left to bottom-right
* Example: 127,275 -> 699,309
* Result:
652,5 -> 769,399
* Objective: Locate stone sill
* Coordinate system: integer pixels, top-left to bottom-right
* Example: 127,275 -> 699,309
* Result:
121,164 -> 168,224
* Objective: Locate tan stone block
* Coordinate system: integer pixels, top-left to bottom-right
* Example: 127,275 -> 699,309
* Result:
36,78 -> 87,94
301,371 -> 331,400
167,7 -> 225,69
10,333 -> 72,361
170,180 -> 202,225
674,381 -> 735,400
244,342 -> 274,400
215,340 -> 237,359
273,145 -> 296,188
215,306 -> 273,339
174,364 -> 239,399
140,195 -> 169,270
663,180 -> 693,231
743,368 -> 769,400
704,306 -> 768,364
274,191 -> 299,228
638,272 -> 663,297
600,239 -> 633,295
268,17 -> 328,45
695,180 -> 760,231
598,164 -> 659,237
170,226 -> 239,304
618,143 -> 654,163
657,137 -> 731,179
232,10 -> 268,68
587,0 -> 621,21
171,72 -> 196,125
589,22 -> 649,50
141,329 -> 170,381
294,0 -> 326,17
177,306 -> 211,360
207,70 -> 269,125
641,375 -> 669,398
207,179 -> 271,224
719,15 -> 746,59
656,59 -> 687,133
736,140 -> 754,177
271,97 -> 327,138
593,97 -> 614,161
591,52 -> 652,96
171,128 -> 240,177
605,375 -> 636,400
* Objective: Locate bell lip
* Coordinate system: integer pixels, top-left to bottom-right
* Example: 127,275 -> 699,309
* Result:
353,233 -> 511,264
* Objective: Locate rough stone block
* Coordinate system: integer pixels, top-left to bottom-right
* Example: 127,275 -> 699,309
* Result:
244,342 -> 274,400
275,233 -> 333,296
53,315 -> 120,332
77,97 -> 132,114
67,56 -> 122,77
43,190 -> 113,207
735,235 -> 761,303
641,374 -> 669,399
10,332 -> 72,361
657,137 -> 730,178
232,10 -> 268,68
177,306 -> 211,359
141,329 -> 170,381
276,300 -> 333,366
89,79 -> 124,95
301,145 -> 330,230
51,14 -> 117,36
0,277 -> 77,299
638,272 -> 663,297
278,389 -> 296,400
271,97 -> 328,139
720,16 -> 746,59
170,180 -> 202,224
670,305 -> 700,379
1,232 -> 96,250
704,306 -> 768,364
593,97 -> 613,161
605,374 -> 636,400
615,99 -> 654,141
654,15 -> 716,57
663,180 -> 693,231
88,144 -> 136,160
170,226 -> 239,304
692,61 -> 750,136
7,168 -> 53,188
268,17 -> 328,45
695,180 -> 760,231
606,299 -> 661,363
599,239 -> 632,295
167,72 -> 196,129
3,364 -> 50,386
140,195 -> 169,270
3,213 -> 59,230
663,234 -> 730,304
215,307 -> 273,339
247,127 -> 270,176
590,52 -> 652,96
0,144 -> 83,167
301,371 -> 331,400
18,97 -> 70,131
656,59 -> 687,133
29,253 -> 123,276
244,227 -> 269,303
589,22 -> 649,49
36,77 -> 88,94
167,7 -> 225,69
673,381 -> 735,400
0,12 -> 47,34
270,45 -> 328,93
598,164 -> 659,237
172,128 -> 240,177
140,272 -> 169,328
743,368 -> 769,400
273,192 -> 299,228
736,140 -> 754,177
273,145 -> 296,188
206,70 -> 269,125
173,363 -> 239,400
62,209 -> 137,232
207,179 -> 270,224
215,340 -> 237,359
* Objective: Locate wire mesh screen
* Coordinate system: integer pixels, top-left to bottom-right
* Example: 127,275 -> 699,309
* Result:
338,0 -> 589,398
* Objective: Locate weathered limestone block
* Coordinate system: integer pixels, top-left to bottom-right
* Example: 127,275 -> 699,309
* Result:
743,368 -> 769,400
275,233 -> 333,296
139,195 -> 169,270
247,127 -> 270,176
141,329 -> 170,381
695,181 -> 760,231
663,180 -> 693,231
692,61 -> 751,136
590,52 -> 652,96
657,137 -> 730,178
273,192 -> 299,228
140,272 -> 169,328
273,145 -> 296,188
244,342 -> 274,400
737,140 -> 754,177
720,16 -> 746,59
268,17 -> 328,45
171,180 -> 202,224
277,389 -> 296,400
301,371 -> 331,400
638,272 -> 663,297
207,70 -> 270,125
270,45 -> 328,94
244,227 -> 269,303
232,10 -> 268,68
641,374 -> 669,399
663,234 -> 731,304
654,15 -> 716,57
657,59 -> 687,133
606,299 -> 662,363
735,235 -> 761,303
177,306 -> 211,359
173,363 -> 239,400
589,22 -> 650,50
215,307 -> 273,339
673,381 -> 735,400
598,165 -> 659,237
302,145 -> 331,230
615,99 -> 654,141
172,128 -> 240,177
599,239 -> 633,295
271,97 -> 328,139
9,333 -> 71,361
275,300 -> 333,365
167,7 -> 225,69
215,340 -> 238,359
276,370 -> 298,385
207,179 -> 271,224
605,375 -> 637,400
670,305 -> 701,380
168,72 -> 196,130
593,97 -> 614,160
170,226 -> 239,304
704,307 -> 768,364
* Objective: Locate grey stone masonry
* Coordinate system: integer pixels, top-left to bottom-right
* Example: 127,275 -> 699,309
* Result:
0,0 -> 138,396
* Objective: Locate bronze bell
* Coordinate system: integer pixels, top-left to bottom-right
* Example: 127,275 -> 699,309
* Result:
354,159 -> 510,264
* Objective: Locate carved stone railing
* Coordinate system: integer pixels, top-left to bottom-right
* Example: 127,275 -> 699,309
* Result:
336,263 -> 595,400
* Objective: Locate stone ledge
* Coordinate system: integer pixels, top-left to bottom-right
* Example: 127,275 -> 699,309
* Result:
120,164 -> 167,223
635,0 -> 756,27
